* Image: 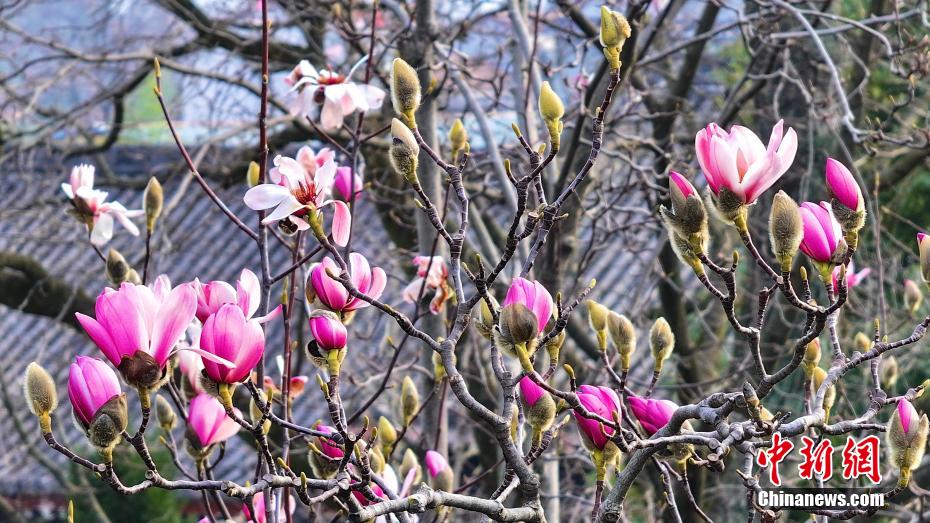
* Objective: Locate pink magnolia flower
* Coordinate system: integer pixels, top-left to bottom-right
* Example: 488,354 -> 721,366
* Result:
308,312 -> 348,351
402,256 -> 451,315
351,482 -> 386,507
825,158 -> 863,211
199,303 -> 265,384
188,393 -> 240,447
799,201 -> 843,264
627,396 -> 678,436
519,376 -> 546,407
425,450 -> 449,478
694,120 -> 798,205
333,166 -> 363,202
61,164 -> 143,246
296,145 -> 335,175
243,155 -> 351,246
307,253 -> 386,313
193,269 -> 273,324
75,277 -> 200,370
502,278 -> 554,335
832,261 -> 870,289
286,58 -> 386,131
573,385 -> 622,450
316,424 -> 344,459
244,491 -> 294,523
899,399 -> 919,436
68,356 -> 121,426
669,171 -> 697,199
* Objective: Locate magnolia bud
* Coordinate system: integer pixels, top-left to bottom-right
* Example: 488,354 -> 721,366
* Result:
390,118 -> 420,184
538,82 -> 564,152
649,317 -> 675,372
887,399 -> 929,486
802,339 -> 821,379
599,6 -> 631,69
854,332 -> 872,352
759,407 -> 774,422
473,295 -> 498,340
432,351 -> 453,382
400,376 -> 420,426
88,394 -> 128,452
378,416 -> 397,455
810,368 -> 836,420
587,300 -> 610,351
400,448 -> 422,485
143,177 -> 163,232
369,445 -> 386,474
769,191 -> 803,272
519,378 -> 556,446
23,362 -> 57,432
249,390 -> 272,434
918,233 -> 930,285
905,279 -> 923,315
247,161 -> 261,187
449,119 -> 468,159
498,303 -> 539,346
608,312 -> 636,371
154,394 -> 176,431
106,248 -> 132,285
660,174 -> 707,270
543,319 -> 566,366
391,58 -> 421,126
881,356 -> 899,390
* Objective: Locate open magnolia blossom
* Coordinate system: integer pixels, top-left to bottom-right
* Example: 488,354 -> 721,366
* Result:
243,154 -> 351,246
244,490 -> 295,523
285,57 -> 386,131
695,120 -> 797,205
61,164 -> 143,246
402,255 -> 452,314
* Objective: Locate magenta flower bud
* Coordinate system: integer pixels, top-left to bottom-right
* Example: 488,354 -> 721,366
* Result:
918,233 -> 930,284
307,253 -> 386,313
627,396 -> 679,436
573,385 -> 622,450
193,269 -> 262,323
799,201 -> 844,265
308,311 -> 348,351
899,399 -> 918,436
333,166 -> 364,202
825,158 -> 863,211
669,171 -> 696,200
694,120 -> 797,205
75,280 -> 197,380
316,424 -> 344,459
199,303 -> 265,384
425,450 -> 449,477
68,356 -> 122,427
519,376 -> 546,407
502,277 -> 554,335
188,393 -> 240,447
351,482 -> 386,506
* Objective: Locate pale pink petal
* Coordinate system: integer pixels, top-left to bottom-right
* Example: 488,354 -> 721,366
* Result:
236,269 -> 261,320
261,197 -> 305,225
90,212 -> 114,246
244,184 -> 291,210
330,200 -> 351,247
